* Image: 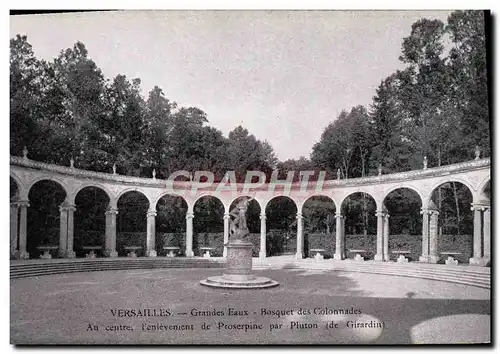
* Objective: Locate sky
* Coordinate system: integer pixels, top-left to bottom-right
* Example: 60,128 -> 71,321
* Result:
10,10 -> 452,161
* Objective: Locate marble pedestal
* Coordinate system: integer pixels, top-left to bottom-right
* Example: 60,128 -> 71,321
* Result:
200,240 -> 278,289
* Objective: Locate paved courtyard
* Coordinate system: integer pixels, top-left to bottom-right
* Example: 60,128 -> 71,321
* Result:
10,268 -> 490,345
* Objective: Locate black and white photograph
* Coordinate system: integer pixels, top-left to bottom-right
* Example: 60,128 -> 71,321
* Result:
8,8 -> 491,345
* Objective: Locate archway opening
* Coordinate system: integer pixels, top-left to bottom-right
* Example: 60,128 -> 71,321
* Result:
383,188 -> 422,262
229,197 -> 261,256
74,187 -> 110,258
302,196 -> 336,258
156,195 -> 188,256
265,196 -> 297,257
341,192 -> 376,259
117,191 -> 149,257
430,181 -> 473,263
193,196 -> 224,257
27,180 -> 66,259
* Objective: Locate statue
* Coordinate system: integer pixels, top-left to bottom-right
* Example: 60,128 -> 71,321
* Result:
112,163 -> 117,175
337,168 -> 341,180
228,197 -> 253,241
475,146 -> 481,160
378,164 -> 382,176
70,158 -> 74,168
152,169 -> 156,179
423,156 -> 428,170
22,146 -> 28,159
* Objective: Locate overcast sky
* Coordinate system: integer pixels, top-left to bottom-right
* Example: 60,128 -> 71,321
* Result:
10,10 -> 452,161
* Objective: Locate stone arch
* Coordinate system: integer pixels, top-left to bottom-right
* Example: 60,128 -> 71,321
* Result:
27,176 -> 70,202
425,178 -> 474,208
10,175 -> 21,201
193,195 -> 225,256
153,191 -> 189,211
116,188 -> 151,209
301,195 -> 337,258
339,190 -> 377,212
477,178 -> 491,203
155,194 -> 189,255
263,194 -> 299,212
429,180 -> 474,263
264,195 -> 298,257
10,172 -> 23,199
116,190 -> 150,256
27,179 -> 68,258
191,193 -> 224,213
73,182 -> 114,206
299,194 -> 337,214
382,185 -> 423,207
383,187 -> 423,261
73,186 -> 111,257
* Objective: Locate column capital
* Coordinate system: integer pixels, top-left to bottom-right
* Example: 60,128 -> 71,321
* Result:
428,209 -> 439,216
17,200 -> 30,208
105,208 -> 119,216
296,213 -> 303,220
471,203 -> 489,212
146,210 -> 157,217
335,212 -> 343,219
10,201 -> 20,209
384,213 -> 390,219
223,213 -> 231,220
375,210 -> 386,217
420,208 -> 429,215
260,213 -> 266,220
186,212 -> 194,219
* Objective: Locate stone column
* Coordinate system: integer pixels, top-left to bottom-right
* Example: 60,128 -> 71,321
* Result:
471,205 -> 483,261
18,201 -> 30,259
483,206 -> 490,261
295,212 -> 304,259
10,202 -> 19,257
185,212 -> 194,257
419,208 -> 429,262
66,205 -> 76,258
146,210 -> 157,257
428,210 -> 439,263
383,214 -> 390,261
334,212 -> 344,260
223,213 -> 230,257
259,213 -> 266,259
105,208 -> 118,257
58,204 -> 68,258
374,210 -> 385,261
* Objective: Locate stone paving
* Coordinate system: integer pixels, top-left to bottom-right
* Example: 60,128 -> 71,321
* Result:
10,267 -> 490,345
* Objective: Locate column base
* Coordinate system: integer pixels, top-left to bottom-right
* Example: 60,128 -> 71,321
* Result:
259,251 -> 266,260
295,252 -> 303,260
374,254 -> 384,261
186,250 -> 194,257
469,257 -> 489,267
106,250 -> 118,258
18,251 -> 30,260
66,251 -> 76,259
333,253 -> 344,260
428,255 -> 439,264
147,250 -> 157,257
419,255 -> 430,263
223,247 -> 227,258
58,249 -> 67,258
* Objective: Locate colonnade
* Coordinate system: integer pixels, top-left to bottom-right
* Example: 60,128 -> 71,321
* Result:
10,199 -> 491,266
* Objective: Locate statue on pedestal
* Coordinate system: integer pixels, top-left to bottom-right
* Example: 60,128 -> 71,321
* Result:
228,197 -> 253,241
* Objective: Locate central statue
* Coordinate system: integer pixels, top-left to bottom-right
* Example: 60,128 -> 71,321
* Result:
200,196 -> 278,289
228,196 -> 253,241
